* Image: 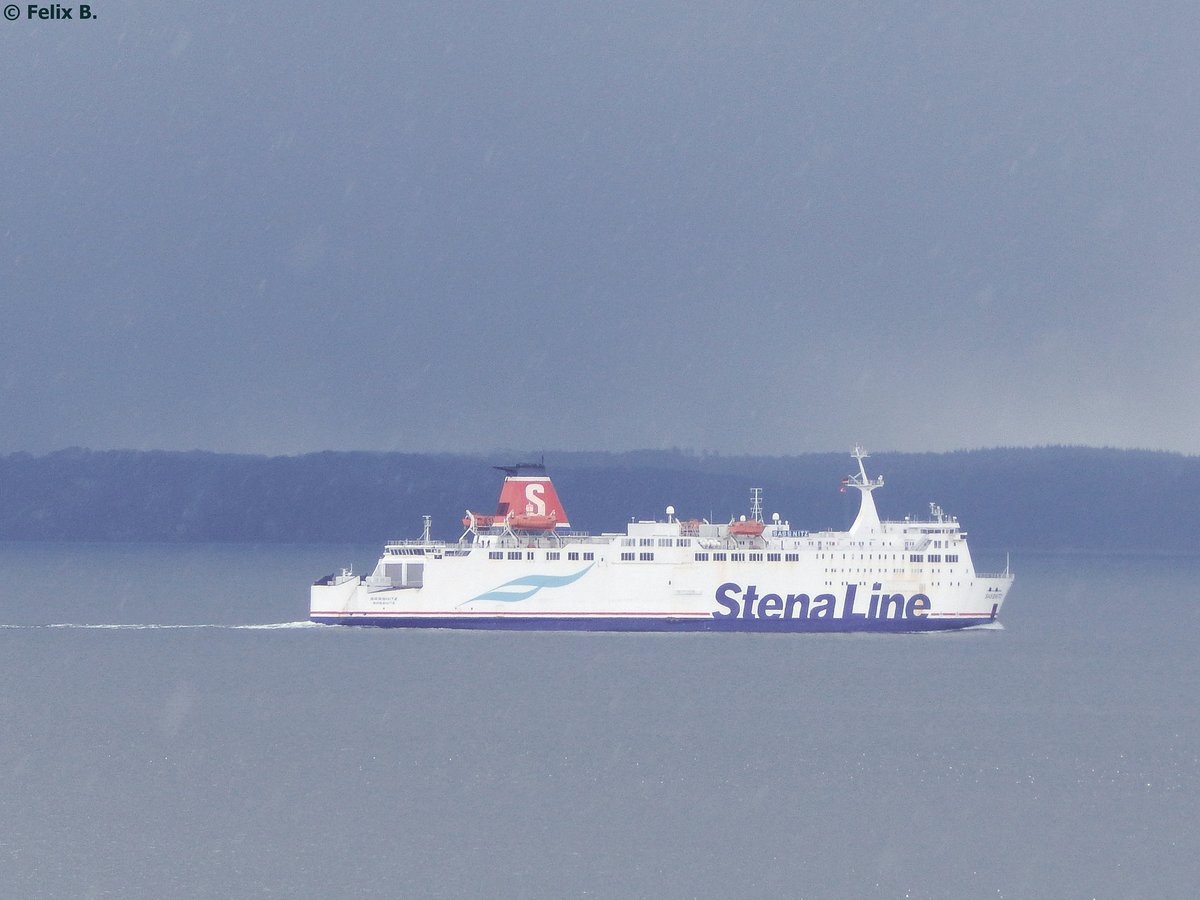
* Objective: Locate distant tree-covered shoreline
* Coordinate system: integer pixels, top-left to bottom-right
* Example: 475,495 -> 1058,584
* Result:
0,446 -> 1195,554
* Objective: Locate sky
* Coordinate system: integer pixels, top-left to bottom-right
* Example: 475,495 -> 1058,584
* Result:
2,1 -> 1198,456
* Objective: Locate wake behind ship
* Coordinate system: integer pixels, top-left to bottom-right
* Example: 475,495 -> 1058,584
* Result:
311,448 -> 1013,631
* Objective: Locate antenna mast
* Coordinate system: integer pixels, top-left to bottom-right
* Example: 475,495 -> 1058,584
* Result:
846,445 -> 884,534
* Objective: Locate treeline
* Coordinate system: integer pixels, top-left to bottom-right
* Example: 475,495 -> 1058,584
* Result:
0,446 -> 1196,553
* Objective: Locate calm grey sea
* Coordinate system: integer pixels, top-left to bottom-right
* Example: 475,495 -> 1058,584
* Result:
0,543 -> 1196,899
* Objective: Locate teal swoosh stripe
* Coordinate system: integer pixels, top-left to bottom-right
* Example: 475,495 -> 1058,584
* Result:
469,585 -> 543,604
461,563 -> 595,606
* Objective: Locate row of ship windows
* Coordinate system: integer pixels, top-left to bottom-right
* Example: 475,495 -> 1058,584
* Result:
609,544 -> 965,559
690,552 -> 961,565
485,551 -> 670,563
488,551 -> 598,561
827,568 -> 956,575
485,550 -> 962,565
809,553 -> 960,562
695,552 -> 798,562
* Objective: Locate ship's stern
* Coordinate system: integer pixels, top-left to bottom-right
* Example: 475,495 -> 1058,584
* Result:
310,570 -> 363,623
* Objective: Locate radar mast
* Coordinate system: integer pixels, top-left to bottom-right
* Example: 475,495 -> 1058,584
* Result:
845,445 -> 884,534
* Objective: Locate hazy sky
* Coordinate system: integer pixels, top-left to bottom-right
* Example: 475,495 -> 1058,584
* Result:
2,2 -> 1198,455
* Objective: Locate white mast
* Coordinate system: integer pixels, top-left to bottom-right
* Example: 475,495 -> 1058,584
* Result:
845,445 -> 884,534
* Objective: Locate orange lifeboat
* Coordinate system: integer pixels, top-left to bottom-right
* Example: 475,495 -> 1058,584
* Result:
729,518 -> 765,537
508,511 -> 557,531
462,511 -> 501,529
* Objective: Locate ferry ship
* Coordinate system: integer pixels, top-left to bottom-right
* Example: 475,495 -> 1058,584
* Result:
310,448 -> 1013,631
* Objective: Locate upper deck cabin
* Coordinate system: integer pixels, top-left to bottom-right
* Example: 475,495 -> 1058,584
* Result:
382,499 -> 968,559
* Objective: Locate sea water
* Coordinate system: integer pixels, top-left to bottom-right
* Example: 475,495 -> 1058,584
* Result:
0,543 -> 1197,898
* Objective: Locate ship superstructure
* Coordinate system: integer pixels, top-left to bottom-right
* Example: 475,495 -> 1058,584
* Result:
311,449 -> 1013,631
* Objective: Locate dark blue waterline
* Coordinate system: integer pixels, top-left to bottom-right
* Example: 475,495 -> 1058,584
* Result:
309,616 -> 994,633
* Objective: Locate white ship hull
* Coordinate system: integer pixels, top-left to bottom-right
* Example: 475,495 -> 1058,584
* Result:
311,451 -> 1013,632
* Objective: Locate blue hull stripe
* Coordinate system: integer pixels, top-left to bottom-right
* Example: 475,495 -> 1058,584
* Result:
310,615 -> 992,633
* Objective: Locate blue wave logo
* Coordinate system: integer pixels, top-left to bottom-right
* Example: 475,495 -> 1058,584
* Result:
460,563 -> 594,606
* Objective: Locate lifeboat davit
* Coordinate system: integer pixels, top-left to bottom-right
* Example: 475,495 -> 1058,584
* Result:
729,519 -> 765,537
462,511 -> 501,529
